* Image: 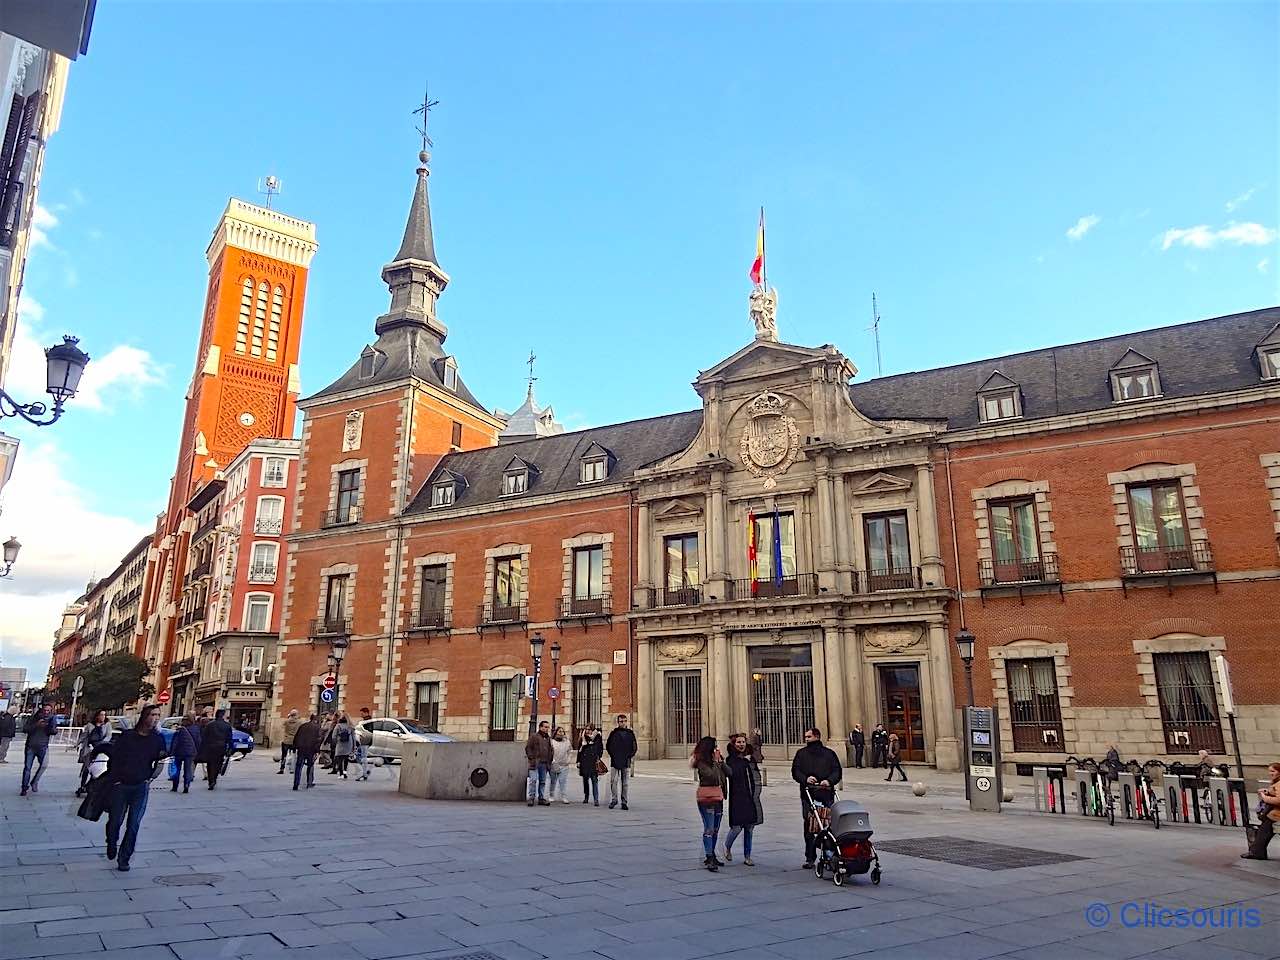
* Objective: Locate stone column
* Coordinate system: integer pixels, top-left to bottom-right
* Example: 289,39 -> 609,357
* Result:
709,472 -> 727,578
833,472 -> 854,593
815,456 -> 837,591
916,462 -> 945,588
636,638 -> 655,759
845,627 -> 868,730
927,620 -> 961,771
709,627 -> 731,741
822,624 -> 848,750
634,501 -> 652,609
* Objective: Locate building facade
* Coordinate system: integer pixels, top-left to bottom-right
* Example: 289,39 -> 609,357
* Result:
104,536 -> 149,656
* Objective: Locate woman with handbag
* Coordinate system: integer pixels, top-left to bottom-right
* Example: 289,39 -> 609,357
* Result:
1243,761 -> 1280,861
723,732 -> 764,866
691,736 -> 730,872
75,711 -> 113,797
577,723 -> 604,806
331,713 -> 356,779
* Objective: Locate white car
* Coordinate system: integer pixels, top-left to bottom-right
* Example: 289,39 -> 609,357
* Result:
357,718 -> 453,762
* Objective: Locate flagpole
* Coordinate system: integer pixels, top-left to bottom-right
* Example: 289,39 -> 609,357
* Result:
760,206 -> 767,291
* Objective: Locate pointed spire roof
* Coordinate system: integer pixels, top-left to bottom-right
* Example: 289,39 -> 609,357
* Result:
392,153 -> 438,265
499,379 -> 564,443
375,150 -> 451,340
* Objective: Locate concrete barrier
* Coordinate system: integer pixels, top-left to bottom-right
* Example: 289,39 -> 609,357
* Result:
398,740 -> 528,802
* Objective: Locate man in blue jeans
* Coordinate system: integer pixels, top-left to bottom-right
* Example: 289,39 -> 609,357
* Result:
291,714 -> 322,790
20,704 -> 58,796
96,704 -> 166,872
525,721 -> 552,806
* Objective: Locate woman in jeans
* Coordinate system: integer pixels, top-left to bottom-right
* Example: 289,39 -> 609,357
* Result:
76,710 -> 112,797
577,724 -> 604,805
690,736 -> 729,872
331,713 -> 356,779
549,727 -> 573,803
723,732 -> 764,866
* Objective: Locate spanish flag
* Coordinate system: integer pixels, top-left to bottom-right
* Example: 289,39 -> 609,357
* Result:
749,208 -> 764,286
747,509 -> 759,595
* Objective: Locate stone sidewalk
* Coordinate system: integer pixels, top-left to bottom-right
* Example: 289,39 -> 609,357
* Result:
0,741 -> 1276,960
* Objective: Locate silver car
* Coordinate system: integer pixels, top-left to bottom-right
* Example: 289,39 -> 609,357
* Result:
357,718 -> 453,762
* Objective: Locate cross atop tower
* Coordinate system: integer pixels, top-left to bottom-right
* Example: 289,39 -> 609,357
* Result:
413,84 -> 439,158
526,350 -> 537,400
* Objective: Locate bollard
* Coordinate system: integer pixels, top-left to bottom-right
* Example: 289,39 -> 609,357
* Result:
1177,775 -> 1201,824
1208,776 -> 1240,826
1047,767 -> 1067,814
1073,768 -> 1095,816
1114,771 -> 1139,819
1033,767 -> 1048,813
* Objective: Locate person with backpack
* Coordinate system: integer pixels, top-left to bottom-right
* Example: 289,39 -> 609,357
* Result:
331,712 -> 356,779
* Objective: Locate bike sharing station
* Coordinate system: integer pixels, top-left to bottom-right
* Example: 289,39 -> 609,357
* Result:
1031,653 -> 1256,833
965,705 -> 1003,813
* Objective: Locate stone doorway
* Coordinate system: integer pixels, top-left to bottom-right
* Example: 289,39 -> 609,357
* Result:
749,645 -> 815,759
878,663 -> 926,761
663,671 -> 702,759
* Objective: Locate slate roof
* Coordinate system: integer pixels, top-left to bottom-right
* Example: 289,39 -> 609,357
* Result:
306,325 -> 485,408
848,306 -> 1280,430
394,164 -> 438,265
406,410 -> 703,514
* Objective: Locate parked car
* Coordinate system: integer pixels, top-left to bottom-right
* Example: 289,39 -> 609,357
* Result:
157,716 -> 254,757
356,718 -> 452,762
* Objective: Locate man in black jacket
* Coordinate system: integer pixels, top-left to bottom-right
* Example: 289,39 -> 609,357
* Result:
791,727 -> 843,869
97,704 -> 167,872
870,723 -> 889,768
200,709 -> 233,789
0,708 -> 16,764
605,714 -> 637,810
291,714 -> 322,790
848,724 -> 865,768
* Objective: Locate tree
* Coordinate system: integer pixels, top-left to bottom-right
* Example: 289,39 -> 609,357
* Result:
58,653 -> 154,716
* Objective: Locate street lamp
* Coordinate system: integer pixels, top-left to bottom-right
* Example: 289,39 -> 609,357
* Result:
549,639 -> 562,733
528,633 -> 545,735
954,628 -> 976,707
0,536 -> 20,578
0,336 -> 90,426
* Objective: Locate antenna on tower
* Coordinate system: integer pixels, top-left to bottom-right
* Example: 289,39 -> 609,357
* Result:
869,293 -> 883,377
257,174 -> 282,209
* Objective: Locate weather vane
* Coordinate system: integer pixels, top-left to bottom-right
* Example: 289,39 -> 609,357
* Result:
413,84 -> 439,155
526,350 -> 537,392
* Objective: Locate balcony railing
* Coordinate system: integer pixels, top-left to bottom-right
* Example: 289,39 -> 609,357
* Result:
323,506 -> 361,528
1120,541 -> 1214,577
225,670 -> 268,685
191,558 -> 213,581
254,517 -> 284,535
248,564 -> 277,584
560,594 -> 612,620
170,656 -> 196,677
477,602 -> 528,627
853,566 -> 922,593
407,608 -> 451,632
979,553 -> 1062,588
309,618 -> 351,639
649,585 -> 702,608
727,574 -> 819,601
0,177 -> 26,248
193,517 -> 219,542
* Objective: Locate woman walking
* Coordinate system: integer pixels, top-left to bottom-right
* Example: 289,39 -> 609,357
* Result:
691,736 -> 730,872
723,732 -> 764,866
884,733 -> 908,782
352,726 -> 371,781
331,713 -> 356,779
169,715 -> 200,793
577,723 -> 604,805
549,726 -> 572,803
76,710 -> 113,797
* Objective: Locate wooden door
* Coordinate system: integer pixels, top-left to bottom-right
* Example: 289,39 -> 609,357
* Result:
879,664 -> 926,761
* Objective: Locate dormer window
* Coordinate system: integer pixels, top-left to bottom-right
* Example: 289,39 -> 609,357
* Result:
578,441 -> 614,484
976,371 -> 1022,423
502,469 -> 528,496
443,357 -> 458,392
1255,325 -> 1280,380
1109,350 -> 1161,402
431,482 -> 454,507
359,347 -> 377,379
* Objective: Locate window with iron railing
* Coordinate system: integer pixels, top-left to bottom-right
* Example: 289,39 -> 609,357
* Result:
663,533 -> 700,605
416,564 -> 447,625
1153,652 -> 1224,754
987,498 -> 1047,583
864,511 -> 913,590
570,546 -> 605,614
1127,481 -> 1193,573
1006,658 -> 1064,752
492,556 -> 523,621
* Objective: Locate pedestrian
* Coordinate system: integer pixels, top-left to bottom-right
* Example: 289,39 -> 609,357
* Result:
292,714 -> 321,790
605,714 -> 637,810
168,715 -> 200,793
319,713 -> 336,772
849,724 -> 865,768
748,727 -> 765,765
359,706 -> 373,725
278,709 -> 301,774
1242,761 -> 1280,861
352,726 -> 371,781
577,723 -> 604,805
723,732 -> 764,866
20,703 -> 57,796
95,703 -> 167,872
525,720 -> 553,806
331,712 -> 356,779
870,723 -> 889,768
691,736 -> 729,872
791,726 -> 842,870
883,733 -> 908,782
199,708 -> 233,789
549,726 -> 572,804
0,708 -> 16,763
76,710 -> 113,797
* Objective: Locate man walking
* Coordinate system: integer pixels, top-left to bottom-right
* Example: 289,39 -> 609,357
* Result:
525,720 -> 553,806
791,727 -> 842,870
97,704 -> 167,872
0,708 -> 16,763
849,724 -> 865,769
278,709 -> 301,774
870,723 -> 889,768
605,714 -> 637,810
20,704 -> 57,796
200,709 -> 233,789
292,714 -> 321,790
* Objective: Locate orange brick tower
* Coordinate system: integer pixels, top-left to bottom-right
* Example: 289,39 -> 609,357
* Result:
140,201 -> 317,699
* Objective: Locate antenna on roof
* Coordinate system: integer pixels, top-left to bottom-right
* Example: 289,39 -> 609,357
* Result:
869,293 -> 883,377
257,174 -> 281,209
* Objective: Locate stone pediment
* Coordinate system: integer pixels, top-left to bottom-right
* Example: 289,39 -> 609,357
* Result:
978,370 -> 1018,391
652,497 -> 704,519
695,340 -> 852,391
851,472 -> 913,496
1111,348 -> 1156,370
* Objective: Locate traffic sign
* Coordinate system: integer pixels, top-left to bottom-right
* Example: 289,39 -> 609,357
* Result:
320,688 -> 335,704
323,675 -> 337,690
548,687 -> 559,700
72,675 -> 85,694
975,776 -> 991,792
157,690 -> 171,704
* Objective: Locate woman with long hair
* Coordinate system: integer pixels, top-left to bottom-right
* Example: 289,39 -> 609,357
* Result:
331,712 -> 356,779
577,723 -> 604,806
723,732 -> 764,865
690,736 -> 729,872
75,710 -> 112,797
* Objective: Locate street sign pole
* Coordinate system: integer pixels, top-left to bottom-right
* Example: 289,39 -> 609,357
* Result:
1215,654 -> 1245,775
70,674 -> 84,724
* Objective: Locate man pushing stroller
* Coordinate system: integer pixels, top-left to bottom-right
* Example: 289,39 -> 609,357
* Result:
791,726 -> 843,870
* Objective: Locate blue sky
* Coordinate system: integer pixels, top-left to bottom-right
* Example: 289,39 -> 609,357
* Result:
2,1 -> 1276,678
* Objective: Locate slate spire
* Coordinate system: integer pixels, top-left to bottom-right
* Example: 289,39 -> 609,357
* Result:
375,149 -> 451,340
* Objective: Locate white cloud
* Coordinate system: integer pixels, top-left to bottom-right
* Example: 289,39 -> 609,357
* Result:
0,441 -> 152,678
1260,258 -> 1271,274
1225,188 -> 1256,213
74,344 -> 164,410
1160,221 -> 1277,251
1066,214 -> 1101,241
28,204 -> 58,250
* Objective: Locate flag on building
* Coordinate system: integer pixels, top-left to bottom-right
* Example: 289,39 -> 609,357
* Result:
747,509 -> 759,595
749,208 -> 765,286
771,505 -> 785,586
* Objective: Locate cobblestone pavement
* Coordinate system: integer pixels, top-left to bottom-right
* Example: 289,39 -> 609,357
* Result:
0,741 -> 1276,960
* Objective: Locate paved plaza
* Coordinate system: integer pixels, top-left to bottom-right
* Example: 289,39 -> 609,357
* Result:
0,741 -> 1276,960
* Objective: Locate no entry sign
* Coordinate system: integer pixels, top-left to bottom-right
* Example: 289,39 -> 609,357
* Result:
323,675 -> 337,690
157,690 -> 172,704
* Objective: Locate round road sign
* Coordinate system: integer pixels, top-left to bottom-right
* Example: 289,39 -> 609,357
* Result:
320,689 -> 335,704
323,675 -> 337,690
975,776 -> 991,792
157,690 -> 172,704
548,687 -> 559,700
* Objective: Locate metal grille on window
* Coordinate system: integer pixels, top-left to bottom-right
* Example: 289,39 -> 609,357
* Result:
1153,652 -> 1224,753
251,281 -> 268,357
1005,658 -> 1064,751
236,278 -> 252,354
415,683 -> 440,731
267,285 -> 284,362
572,675 -> 602,743
665,673 -> 702,749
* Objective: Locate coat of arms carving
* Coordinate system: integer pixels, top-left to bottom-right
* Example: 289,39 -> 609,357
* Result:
739,391 -> 800,489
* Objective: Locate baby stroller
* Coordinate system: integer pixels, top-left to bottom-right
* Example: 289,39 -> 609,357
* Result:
806,787 -> 882,886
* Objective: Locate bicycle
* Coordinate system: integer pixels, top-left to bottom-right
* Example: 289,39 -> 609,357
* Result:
1127,759 -> 1165,829
1066,756 -> 1116,826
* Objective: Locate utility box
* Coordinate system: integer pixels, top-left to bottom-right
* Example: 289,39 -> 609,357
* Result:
964,706 -> 1002,813
398,741 -> 528,802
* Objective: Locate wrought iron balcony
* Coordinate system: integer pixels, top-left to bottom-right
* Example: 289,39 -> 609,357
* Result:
192,517 -> 219,542
309,617 -> 351,639
1120,541 -> 1214,577
979,553 -> 1062,588
254,517 -> 284,535
408,608 -> 451,633
323,506 -> 361,528
726,573 -> 819,601
477,602 -> 528,629
191,558 -> 213,581
649,585 -> 702,608
247,563 -> 277,584
853,566 -> 922,593
169,656 -> 196,677
558,594 -> 612,624
224,670 -> 268,685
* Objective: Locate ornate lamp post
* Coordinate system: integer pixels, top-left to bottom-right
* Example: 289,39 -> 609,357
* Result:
0,336 -> 90,426
548,639 -> 562,733
0,536 -> 20,578
955,628 -> 976,707
528,633 -> 545,735
327,636 -> 348,713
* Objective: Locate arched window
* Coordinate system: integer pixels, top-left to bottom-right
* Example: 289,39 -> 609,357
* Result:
251,281 -> 269,357
267,285 -> 284,362
236,278 -> 252,354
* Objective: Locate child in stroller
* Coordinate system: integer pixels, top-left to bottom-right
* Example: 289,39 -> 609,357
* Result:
806,786 -> 882,886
